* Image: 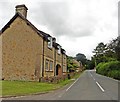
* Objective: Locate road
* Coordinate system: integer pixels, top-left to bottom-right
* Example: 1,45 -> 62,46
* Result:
2,70 -> 119,101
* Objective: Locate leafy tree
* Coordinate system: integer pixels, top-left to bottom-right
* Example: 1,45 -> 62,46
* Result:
86,59 -> 95,69
106,37 -> 120,61
93,42 -> 107,56
93,42 -> 108,65
67,56 -> 79,72
75,53 -> 87,65
91,38 -> 120,80
115,37 -> 120,61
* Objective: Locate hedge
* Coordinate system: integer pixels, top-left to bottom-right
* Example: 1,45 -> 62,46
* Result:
96,61 -> 120,80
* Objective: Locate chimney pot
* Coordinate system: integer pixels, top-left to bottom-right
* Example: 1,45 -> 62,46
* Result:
15,4 -> 28,18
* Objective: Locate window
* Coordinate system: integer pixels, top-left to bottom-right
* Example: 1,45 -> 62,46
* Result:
45,59 -> 49,71
48,37 -> 52,48
49,61 -> 53,71
58,46 -> 61,54
63,51 -> 66,54
63,66 -> 67,72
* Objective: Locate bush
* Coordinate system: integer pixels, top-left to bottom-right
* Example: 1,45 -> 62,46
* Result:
96,61 -> 120,80
86,60 -> 95,69
108,70 -> 120,80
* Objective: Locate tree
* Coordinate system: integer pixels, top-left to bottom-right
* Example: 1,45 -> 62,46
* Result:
75,53 -> 87,65
93,42 -> 107,56
67,56 -> 79,72
115,37 -> 120,61
86,59 -> 95,69
106,37 -> 120,61
93,42 -> 107,65
92,38 -> 120,66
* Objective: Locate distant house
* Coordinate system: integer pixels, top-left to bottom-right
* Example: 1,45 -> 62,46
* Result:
0,4 -> 67,81
71,59 -> 83,72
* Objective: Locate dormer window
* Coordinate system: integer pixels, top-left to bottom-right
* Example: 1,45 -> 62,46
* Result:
48,37 -> 52,48
63,50 -> 66,54
58,46 -> 61,54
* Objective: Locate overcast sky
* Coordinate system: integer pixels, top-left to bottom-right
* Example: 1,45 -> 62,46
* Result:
0,0 -> 119,59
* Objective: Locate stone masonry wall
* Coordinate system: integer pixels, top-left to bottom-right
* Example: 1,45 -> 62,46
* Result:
2,17 -> 43,81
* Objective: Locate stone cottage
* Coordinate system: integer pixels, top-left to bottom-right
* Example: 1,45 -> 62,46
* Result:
0,4 -> 67,81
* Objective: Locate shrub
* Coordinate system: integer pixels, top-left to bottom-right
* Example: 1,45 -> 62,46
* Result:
96,61 -> 120,80
108,70 -> 120,80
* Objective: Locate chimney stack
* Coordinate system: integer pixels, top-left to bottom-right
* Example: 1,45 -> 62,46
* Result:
15,4 -> 28,18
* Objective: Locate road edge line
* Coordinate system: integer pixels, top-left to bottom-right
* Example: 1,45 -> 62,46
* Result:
66,77 -> 79,92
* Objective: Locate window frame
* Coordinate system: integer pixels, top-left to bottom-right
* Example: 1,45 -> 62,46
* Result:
48,37 -> 53,49
49,61 -> 53,71
58,46 -> 61,54
45,59 -> 49,71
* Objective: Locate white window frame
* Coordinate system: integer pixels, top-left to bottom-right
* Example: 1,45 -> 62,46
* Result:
49,61 -> 53,71
48,37 -> 52,48
63,66 -> 67,72
63,51 -> 66,54
58,46 -> 61,54
45,59 -> 49,71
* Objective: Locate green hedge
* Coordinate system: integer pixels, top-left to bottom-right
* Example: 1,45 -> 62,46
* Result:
108,70 -> 120,80
96,61 -> 120,80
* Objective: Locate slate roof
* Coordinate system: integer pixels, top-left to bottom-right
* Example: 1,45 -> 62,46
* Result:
39,30 -> 51,41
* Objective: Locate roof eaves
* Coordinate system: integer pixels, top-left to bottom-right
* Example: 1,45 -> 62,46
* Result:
1,13 -> 43,38
0,30 -> 2,35
53,42 -> 59,49
39,30 -> 52,41
1,13 -> 19,33
61,48 -> 66,55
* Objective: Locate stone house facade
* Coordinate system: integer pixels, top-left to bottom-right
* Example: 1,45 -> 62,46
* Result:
0,4 -> 67,81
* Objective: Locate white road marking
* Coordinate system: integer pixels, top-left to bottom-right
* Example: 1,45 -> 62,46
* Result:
90,73 -> 93,77
59,77 -> 80,97
93,78 -> 96,80
96,82 -> 105,92
89,72 -> 96,81
58,95 -> 62,97
89,71 -> 105,92
66,78 -> 79,92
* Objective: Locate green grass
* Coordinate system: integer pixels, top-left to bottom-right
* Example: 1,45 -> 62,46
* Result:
1,81 -> 59,97
1,72 -> 82,97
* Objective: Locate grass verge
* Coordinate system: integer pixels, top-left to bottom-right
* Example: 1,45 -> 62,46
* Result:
1,72 -> 82,97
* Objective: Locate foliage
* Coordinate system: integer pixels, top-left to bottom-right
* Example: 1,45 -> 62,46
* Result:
93,42 -> 107,56
96,61 -> 120,80
91,37 -> 120,80
115,37 -> 120,61
1,72 -> 82,97
67,56 -> 79,71
75,53 -> 87,65
93,42 -> 116,65
108,70 -> 120,80
86,59 -> 95,69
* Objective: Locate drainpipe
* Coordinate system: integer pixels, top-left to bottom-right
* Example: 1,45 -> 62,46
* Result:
62,54 -> 64,74
54,48 -> 56,76
42,40 -> 44,77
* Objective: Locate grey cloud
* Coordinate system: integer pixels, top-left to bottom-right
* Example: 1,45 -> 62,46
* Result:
30,2 -> 70,36
30,1 -> 97,38
0,1 -> 15,28
0,1 -> 99,38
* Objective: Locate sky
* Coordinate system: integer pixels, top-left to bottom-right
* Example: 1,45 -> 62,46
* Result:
0,0 -> 119,59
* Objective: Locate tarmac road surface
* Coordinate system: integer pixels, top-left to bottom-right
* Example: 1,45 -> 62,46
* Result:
2,70 -> 119,101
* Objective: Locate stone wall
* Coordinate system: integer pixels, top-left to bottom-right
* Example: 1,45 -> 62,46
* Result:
2,17 -> 43,81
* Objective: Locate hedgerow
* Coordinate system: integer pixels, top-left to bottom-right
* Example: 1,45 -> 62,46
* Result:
96,61 -> 120,80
